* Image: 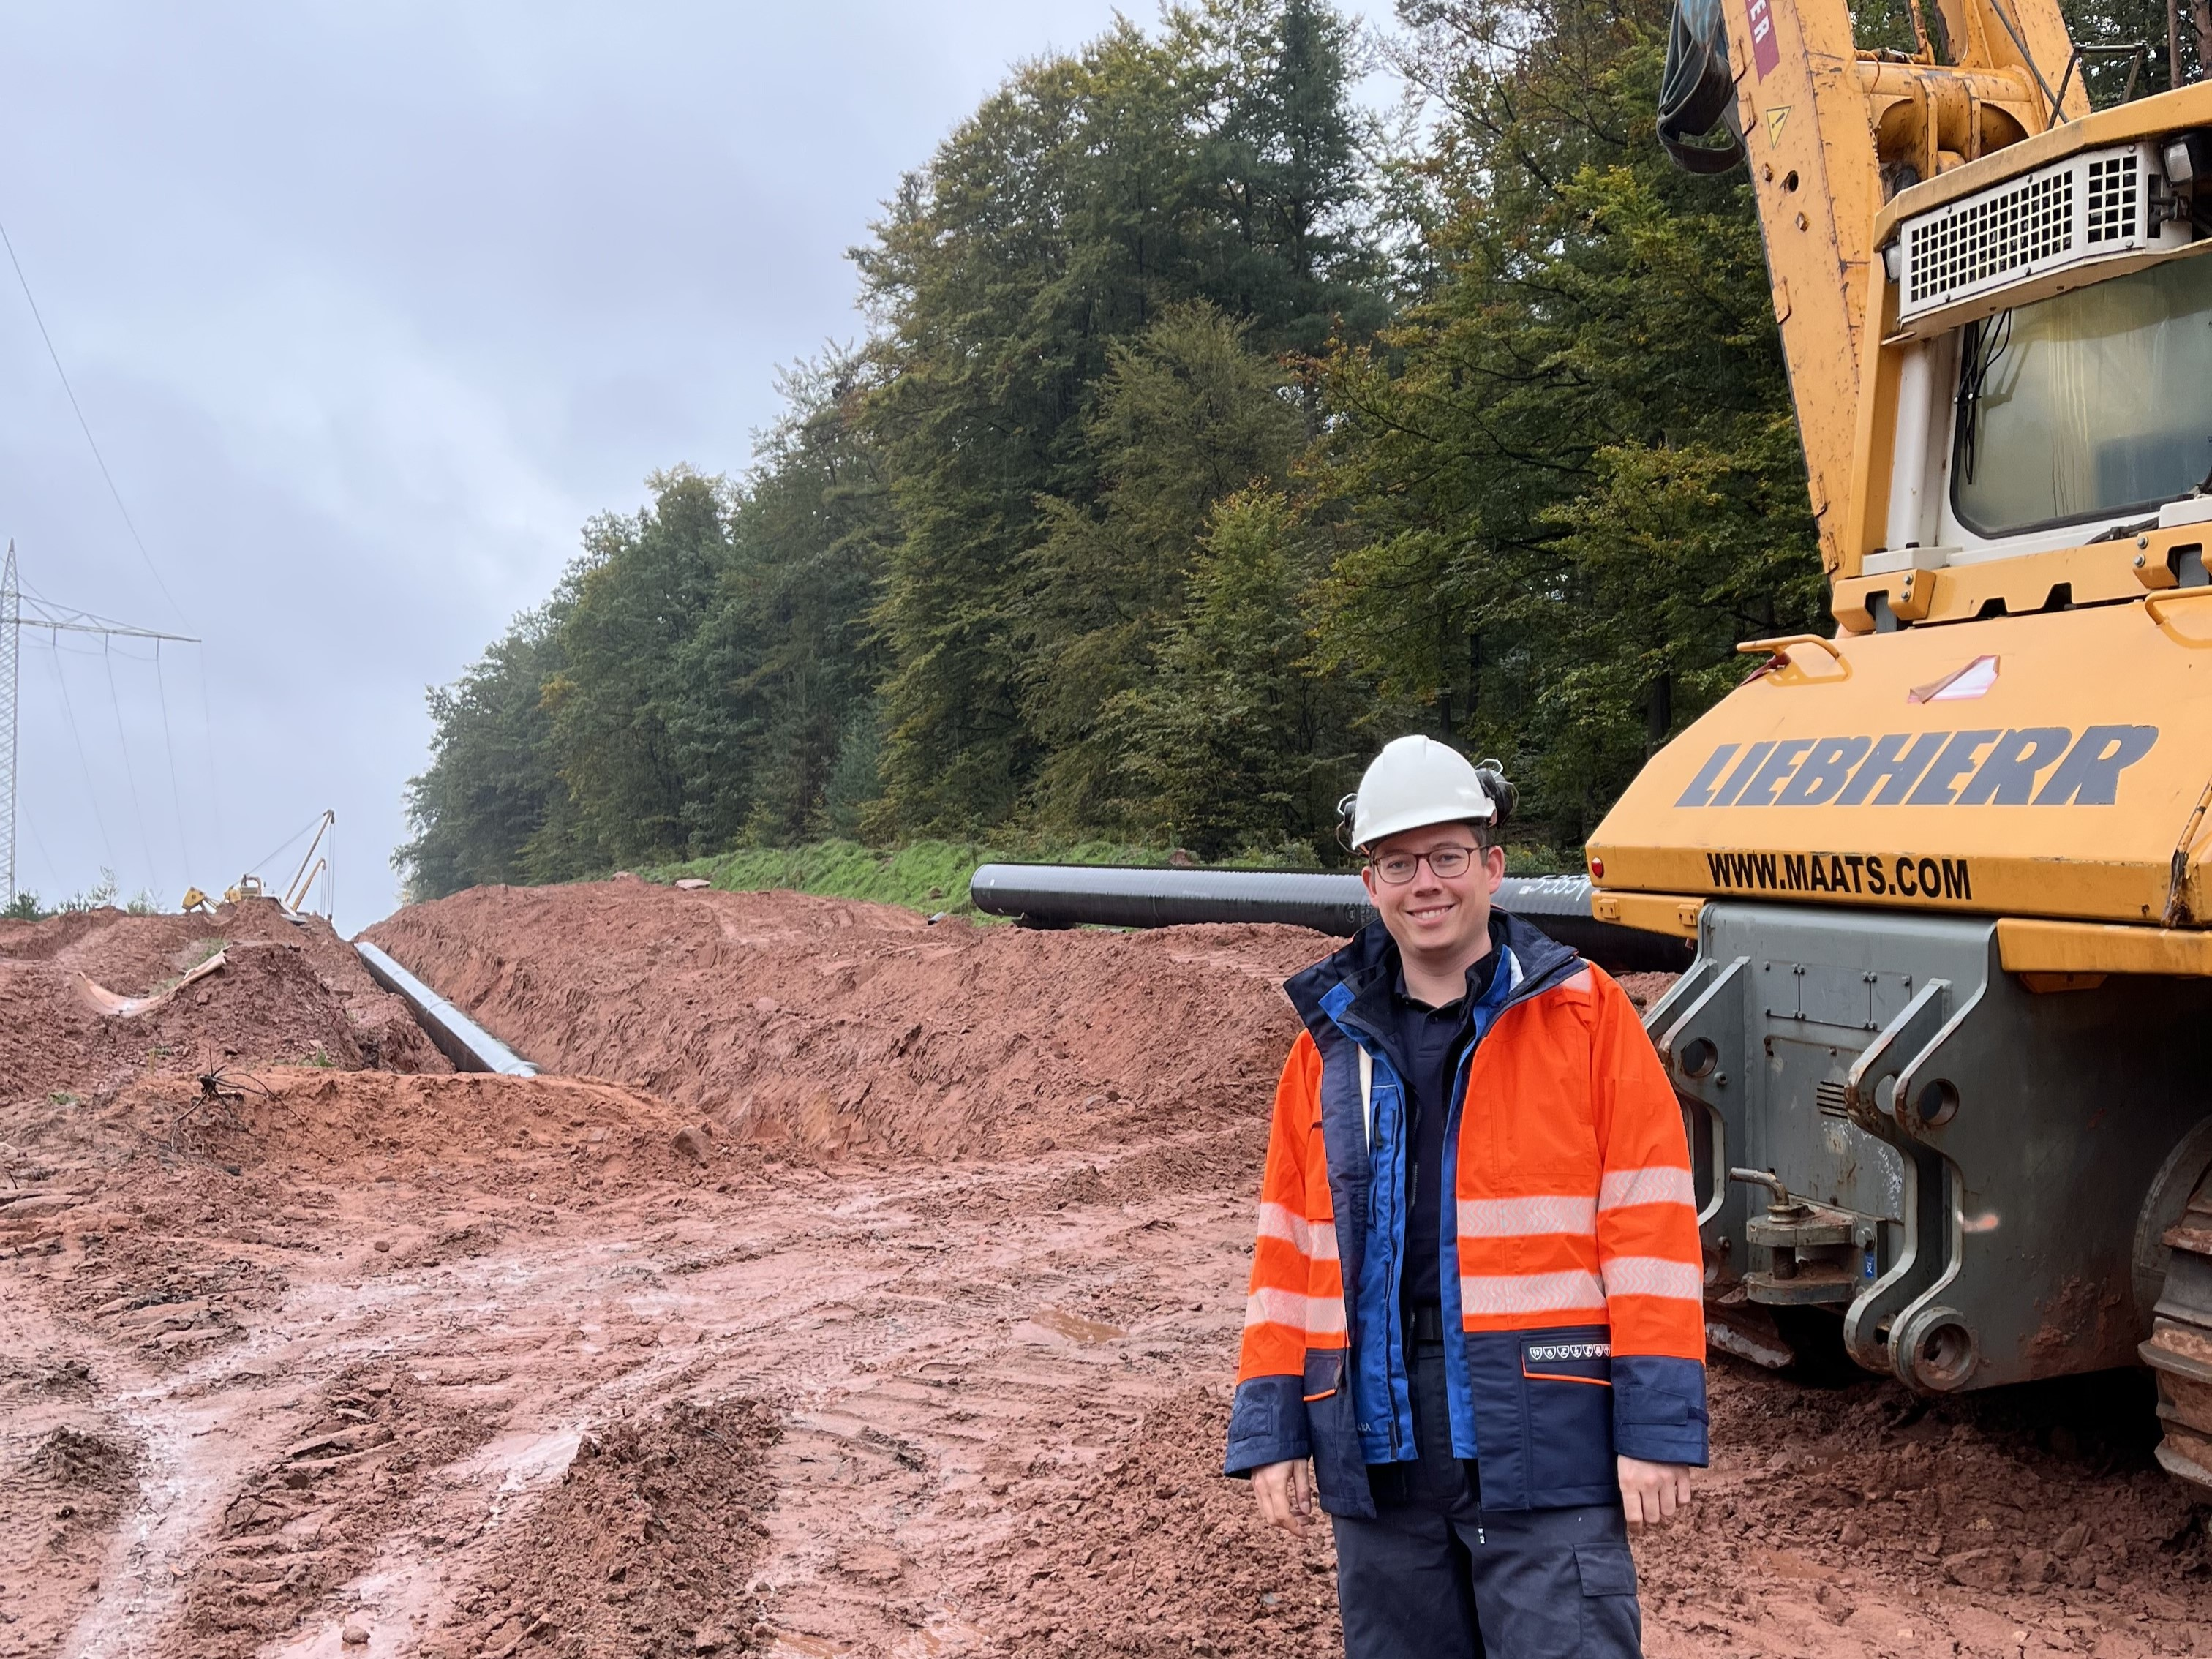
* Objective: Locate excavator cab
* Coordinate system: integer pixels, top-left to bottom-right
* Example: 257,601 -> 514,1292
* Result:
1598,0 -> 2212,1492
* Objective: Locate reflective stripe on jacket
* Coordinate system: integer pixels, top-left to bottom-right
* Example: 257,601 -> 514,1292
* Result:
1222,912 -> 1709,1516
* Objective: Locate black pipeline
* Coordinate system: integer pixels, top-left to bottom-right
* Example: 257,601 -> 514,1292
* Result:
966,866 -> 1692,974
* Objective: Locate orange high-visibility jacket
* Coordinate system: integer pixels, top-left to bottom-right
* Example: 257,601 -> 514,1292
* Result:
1223,913 -> 1708,1516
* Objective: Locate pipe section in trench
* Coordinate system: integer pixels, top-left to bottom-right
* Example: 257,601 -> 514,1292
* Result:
967,866 -> 1693,974
354,940 -> 539,1076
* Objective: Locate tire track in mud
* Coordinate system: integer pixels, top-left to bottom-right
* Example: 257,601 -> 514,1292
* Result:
6,891 -> 2208,1659
4,1102 -> 1271,1657
16,1140 -> 2207,1659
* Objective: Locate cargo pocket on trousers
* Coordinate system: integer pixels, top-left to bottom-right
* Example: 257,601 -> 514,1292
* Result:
1301,1350 -> 1366,1515
1575,1543 -> 1642,1655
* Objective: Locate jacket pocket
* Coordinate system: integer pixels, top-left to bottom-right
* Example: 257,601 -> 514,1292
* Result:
1521,1334 -> 1614,1387
1519,1328 -> 1617,1500
1301,1350 -> 1371,1517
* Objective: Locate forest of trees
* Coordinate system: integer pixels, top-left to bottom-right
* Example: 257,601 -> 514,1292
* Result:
395,0 -> 2167,898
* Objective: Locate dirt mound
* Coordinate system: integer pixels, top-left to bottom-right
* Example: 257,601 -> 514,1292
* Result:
24,1423 -> 132,1485
1,1415 -> 139,1659
0,942 -> 378,1109
981,1385 -> 1341,1656
1630,1361 -> 2211,1650
366,882 -> 1324,1160
0,906 -> 127,962
0,1071 -> 721,1293
424,1399 -> 780,1658
973,1358 -> 2212,1659
0,899 -> 445,1107
116,1068 -> 698,1186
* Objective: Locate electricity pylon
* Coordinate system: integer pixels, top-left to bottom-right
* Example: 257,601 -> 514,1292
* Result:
1,541 -> 198,908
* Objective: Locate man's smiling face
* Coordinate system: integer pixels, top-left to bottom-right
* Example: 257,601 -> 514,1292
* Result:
1361,822 -> 1507,967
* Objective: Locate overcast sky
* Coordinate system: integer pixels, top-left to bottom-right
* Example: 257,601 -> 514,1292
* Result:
1,2 -> 1399,931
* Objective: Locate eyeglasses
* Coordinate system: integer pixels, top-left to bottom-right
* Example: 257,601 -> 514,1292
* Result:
1368,846 -> 1483,884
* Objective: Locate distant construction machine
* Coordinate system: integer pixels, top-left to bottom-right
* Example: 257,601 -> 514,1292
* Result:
181,810 -> 335,919
1603,0 -> 2212,1490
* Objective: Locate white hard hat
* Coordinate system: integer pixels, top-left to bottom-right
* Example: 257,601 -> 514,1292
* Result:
1343,736 -> 1502,851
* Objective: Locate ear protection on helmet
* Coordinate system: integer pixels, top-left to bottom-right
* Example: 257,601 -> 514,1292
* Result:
1472,759 -> 1516,827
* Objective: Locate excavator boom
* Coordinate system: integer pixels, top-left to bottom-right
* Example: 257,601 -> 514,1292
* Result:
1667,0 -> 2084,575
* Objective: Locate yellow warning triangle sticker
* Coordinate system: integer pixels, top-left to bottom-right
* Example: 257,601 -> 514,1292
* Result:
1767,105 -> 1791,146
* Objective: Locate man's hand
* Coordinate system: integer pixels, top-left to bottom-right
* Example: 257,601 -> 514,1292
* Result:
1252,1458 -> 1316,1535
1617,1455 -> 1693,1528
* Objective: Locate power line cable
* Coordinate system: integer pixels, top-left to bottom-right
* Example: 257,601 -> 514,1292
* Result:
100,637 -> 159,895
7,555 -> 198,908
108,630 -> 192,892
31,571 -> 225,871
245,815 -> 323,882
0,217 -> 185,625
33,633 -> 116,868
191,642 -> 225,870
152,643 -> 195,882
23,805 -> 59,900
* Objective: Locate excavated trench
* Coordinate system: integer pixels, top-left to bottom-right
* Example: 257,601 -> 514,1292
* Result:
1,883 -> 2205,1658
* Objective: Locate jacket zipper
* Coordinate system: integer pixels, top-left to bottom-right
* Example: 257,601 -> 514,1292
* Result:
1331,947 -> 1578,1466
1432,949 -> 1557,1460
1333,1006 -> 1408,1461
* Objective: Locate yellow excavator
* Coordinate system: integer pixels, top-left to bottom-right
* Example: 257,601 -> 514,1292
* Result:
1601,0 -> 2212,1489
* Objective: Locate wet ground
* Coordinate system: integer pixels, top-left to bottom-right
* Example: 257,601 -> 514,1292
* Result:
1,887 -> 2205,1657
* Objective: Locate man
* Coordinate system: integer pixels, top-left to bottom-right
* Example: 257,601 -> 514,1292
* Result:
1224,735 -> 1707,1657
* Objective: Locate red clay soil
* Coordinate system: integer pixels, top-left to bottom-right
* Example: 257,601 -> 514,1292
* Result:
980,1366 -> 2212,1659
421,1399 -> 781,1659
0,899 -> 446,1110
364,881 -> 1317,1160
1614,969 -> 1681,1014
173,1364 -> 498,1659
1,884 -> 2205,1659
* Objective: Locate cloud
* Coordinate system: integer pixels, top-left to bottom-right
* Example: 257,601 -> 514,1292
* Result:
0,0 -> 1397,927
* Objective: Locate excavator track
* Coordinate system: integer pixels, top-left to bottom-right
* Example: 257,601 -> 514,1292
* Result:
2145,1163 -> 2212,1495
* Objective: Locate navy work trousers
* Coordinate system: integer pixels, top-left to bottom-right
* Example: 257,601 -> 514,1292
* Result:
1331,1343 -> 1644,1658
